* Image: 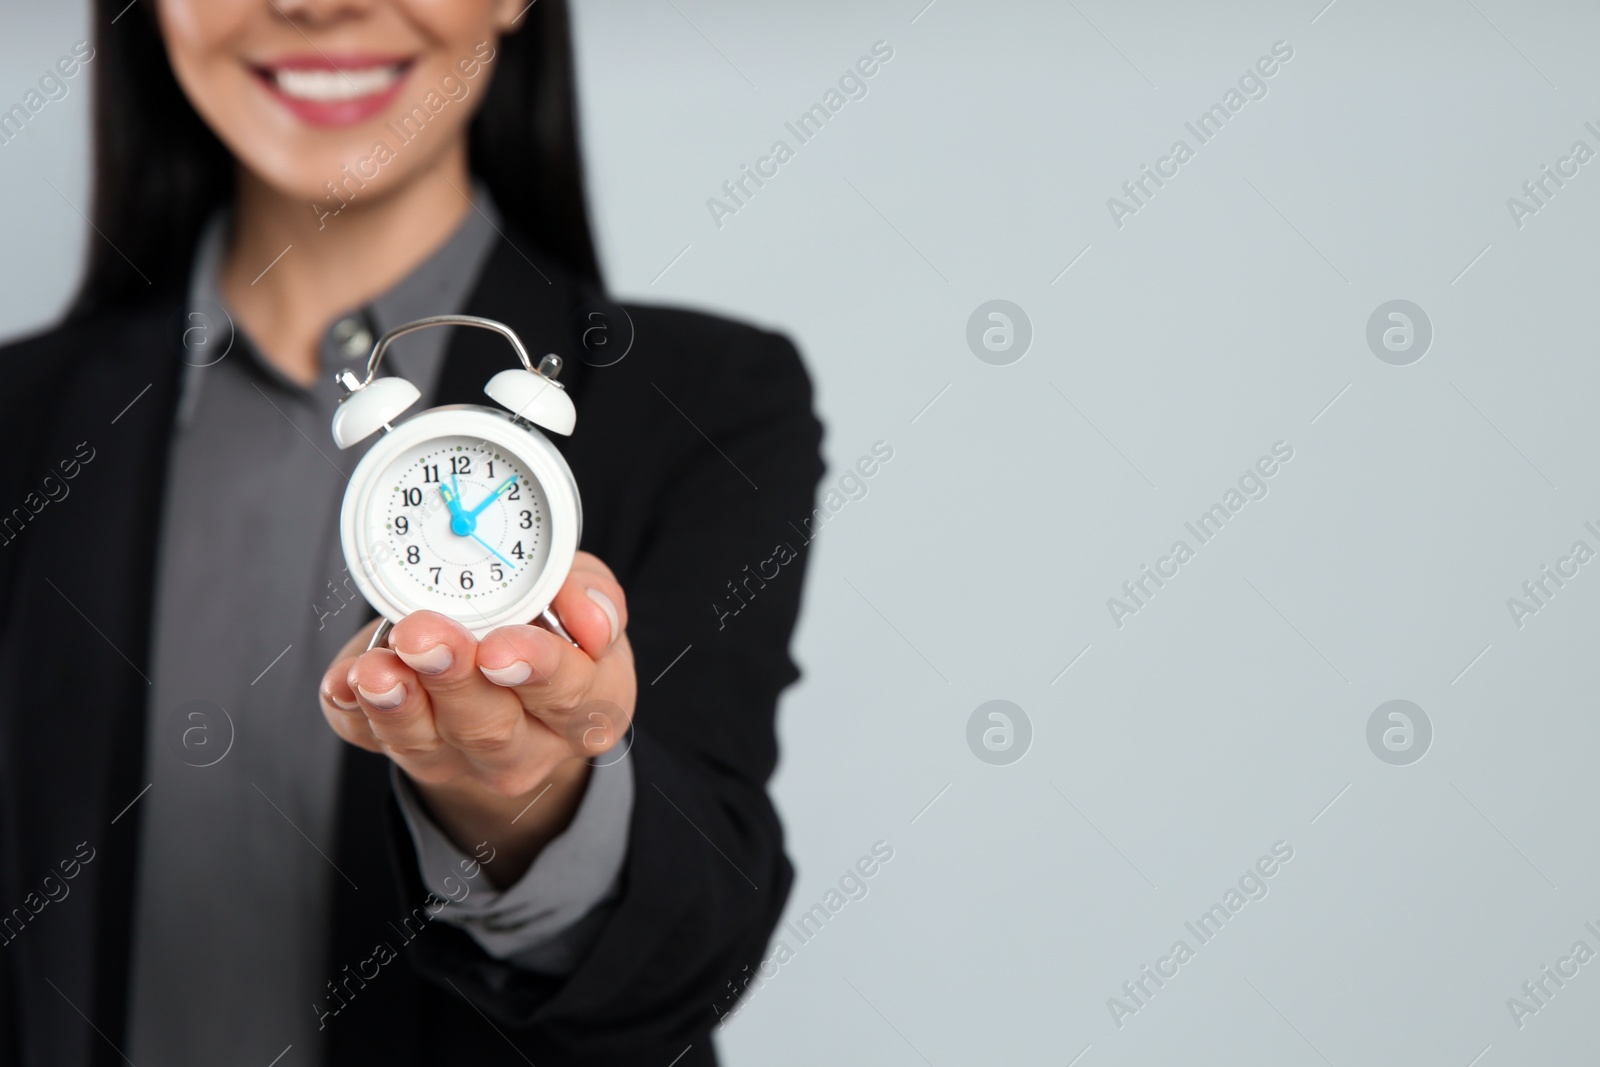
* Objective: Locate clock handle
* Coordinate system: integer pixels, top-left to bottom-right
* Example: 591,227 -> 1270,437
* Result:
365,610 -> 576,652
367,618 -> 394,652
538,607 -> 578,646
347,315 -> 545,390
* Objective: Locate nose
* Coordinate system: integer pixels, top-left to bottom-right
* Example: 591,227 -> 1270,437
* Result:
268,0 -> 381,27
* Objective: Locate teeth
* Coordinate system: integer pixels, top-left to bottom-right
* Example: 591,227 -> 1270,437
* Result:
272,65 -> 401,102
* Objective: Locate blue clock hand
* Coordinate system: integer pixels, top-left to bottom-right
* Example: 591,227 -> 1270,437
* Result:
441,477 -> 465,515
469,530 -> 516,571
440,480 -> 474,536
465,475 -> 518,520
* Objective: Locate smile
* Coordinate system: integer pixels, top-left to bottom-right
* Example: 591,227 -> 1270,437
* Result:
272,64 -> 405,102
254,55 -> 414,127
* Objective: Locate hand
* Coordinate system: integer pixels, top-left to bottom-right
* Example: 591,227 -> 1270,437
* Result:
441,476 -> 516,567
468,529 -> 517,572
441,475 -> 465,520
319,552 -> 634,887
465,475 -> 517,519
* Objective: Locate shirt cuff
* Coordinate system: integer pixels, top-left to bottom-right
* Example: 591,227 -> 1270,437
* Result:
390,744 -> 634,971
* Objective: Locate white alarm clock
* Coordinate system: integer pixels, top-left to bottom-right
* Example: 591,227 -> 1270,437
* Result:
330,315 -> 581,645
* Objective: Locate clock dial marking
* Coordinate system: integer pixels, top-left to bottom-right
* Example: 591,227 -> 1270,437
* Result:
368,435 -> 549,610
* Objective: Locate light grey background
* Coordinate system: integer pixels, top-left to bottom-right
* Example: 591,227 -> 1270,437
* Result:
4,1 -> 1598,1064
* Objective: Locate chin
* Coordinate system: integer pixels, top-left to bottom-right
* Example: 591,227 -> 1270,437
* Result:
242,132 -> 428,219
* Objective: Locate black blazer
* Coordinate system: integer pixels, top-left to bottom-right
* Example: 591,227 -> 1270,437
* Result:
0,235 -> 823,1066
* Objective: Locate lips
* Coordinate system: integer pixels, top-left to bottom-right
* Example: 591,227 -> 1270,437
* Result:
253,55 -> 414,127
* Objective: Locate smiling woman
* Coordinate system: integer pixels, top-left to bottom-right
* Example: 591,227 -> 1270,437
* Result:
0,1 -> 823,1065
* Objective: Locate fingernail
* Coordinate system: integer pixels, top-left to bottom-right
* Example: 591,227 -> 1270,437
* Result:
397,643 -> 453,675
357,682 -> 407,709
586,588 -> 620,644
324,688 -> 358,712
480,661 -> 532,687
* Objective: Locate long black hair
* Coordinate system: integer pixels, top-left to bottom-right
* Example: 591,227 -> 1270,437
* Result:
70,0 -> 603,318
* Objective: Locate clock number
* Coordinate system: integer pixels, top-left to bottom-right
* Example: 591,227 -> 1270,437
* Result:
422,463 -> 439,483
506,482 -> 521,501
486,460 -> 495,478
406,545 -> 420,564
490,564 -> 504,582
401,487 -> 422,506
510,541 -> 525,560
459,570 -> 474,590
429,567 -> 441,584
394,516 -> 409,535
450,455 -> 471,476
519,510 -> 533,529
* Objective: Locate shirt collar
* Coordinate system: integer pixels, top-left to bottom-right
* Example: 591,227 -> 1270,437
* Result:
177,185 -> 502,427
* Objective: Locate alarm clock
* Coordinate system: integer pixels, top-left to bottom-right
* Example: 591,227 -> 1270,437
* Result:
330,315 -> 581,645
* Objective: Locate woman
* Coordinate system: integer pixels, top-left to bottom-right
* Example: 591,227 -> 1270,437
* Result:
0,1 -> 822,1065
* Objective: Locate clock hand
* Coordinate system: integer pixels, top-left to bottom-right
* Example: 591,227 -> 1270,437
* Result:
468,530 -> 517,571
465,475 -> 518,520
440,480 -> 474,536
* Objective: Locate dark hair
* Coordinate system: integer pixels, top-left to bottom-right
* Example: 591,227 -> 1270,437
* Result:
70,0 -> 603,318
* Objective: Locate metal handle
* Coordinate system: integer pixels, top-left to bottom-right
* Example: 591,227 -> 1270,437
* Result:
365,609 -> 576,649
349,315 -> 548,389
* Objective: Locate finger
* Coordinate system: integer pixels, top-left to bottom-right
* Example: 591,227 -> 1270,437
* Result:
320,653 -> 381,752
347,647 -> 445,763
476,623 -> 596,718
389,611 -> 525,756
550,554 -> 627,658
322,651 -> 360,709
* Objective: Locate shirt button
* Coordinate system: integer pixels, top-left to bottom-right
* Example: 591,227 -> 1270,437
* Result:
331,317 -> 373,361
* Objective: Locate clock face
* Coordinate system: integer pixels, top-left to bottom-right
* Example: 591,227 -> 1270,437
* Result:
363,435 -> 553,622
339,404 -> 580,637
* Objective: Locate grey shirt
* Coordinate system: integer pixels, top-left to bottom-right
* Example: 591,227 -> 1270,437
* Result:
127,195 -> 632,1066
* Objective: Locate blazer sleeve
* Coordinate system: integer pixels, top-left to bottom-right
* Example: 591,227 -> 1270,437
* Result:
397,324 -> 825,1057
